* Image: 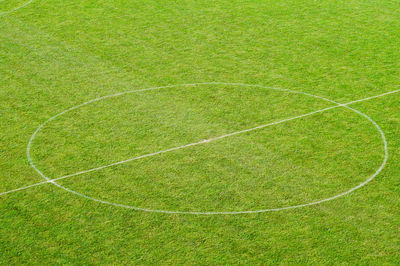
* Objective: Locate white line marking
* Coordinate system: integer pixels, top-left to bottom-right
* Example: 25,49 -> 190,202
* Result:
2,106 -> 338,196
344,89 -> 400,106
0,180 -> 50,196
54,105 -> 339,181
0,0 -> 33,16
1,83 -> 398,214
48,101 -> 388,215
42,86 -> 399,181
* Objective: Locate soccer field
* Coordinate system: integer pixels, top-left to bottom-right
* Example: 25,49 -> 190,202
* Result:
1,0 -> 399,264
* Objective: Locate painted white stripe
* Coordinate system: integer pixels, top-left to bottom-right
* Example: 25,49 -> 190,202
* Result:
54,105 -> 339,182
47,87 -> 400,181
1,85 -> 398,213
343,89 -> 400,106
0,180 -> 50,196
0,0 -> 33,16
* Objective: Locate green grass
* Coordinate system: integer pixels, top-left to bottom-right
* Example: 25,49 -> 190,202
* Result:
1,0 -> 399,264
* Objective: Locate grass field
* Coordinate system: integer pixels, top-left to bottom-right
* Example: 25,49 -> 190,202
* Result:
1,0 -> 399,264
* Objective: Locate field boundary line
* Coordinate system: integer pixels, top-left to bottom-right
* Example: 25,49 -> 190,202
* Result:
1,85 -> 398,200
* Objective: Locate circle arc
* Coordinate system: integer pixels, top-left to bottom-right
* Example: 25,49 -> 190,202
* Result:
27,82 -> 388,215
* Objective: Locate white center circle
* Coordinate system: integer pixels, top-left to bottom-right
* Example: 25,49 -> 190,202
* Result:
27,83 -> 387,215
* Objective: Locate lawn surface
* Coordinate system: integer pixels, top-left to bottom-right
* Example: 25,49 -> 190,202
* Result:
1,0 -> 399,264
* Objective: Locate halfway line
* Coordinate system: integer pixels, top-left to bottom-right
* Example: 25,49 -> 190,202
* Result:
0,87 -> 398,197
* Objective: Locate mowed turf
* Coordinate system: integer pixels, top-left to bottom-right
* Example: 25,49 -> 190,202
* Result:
1,0 -> 399,264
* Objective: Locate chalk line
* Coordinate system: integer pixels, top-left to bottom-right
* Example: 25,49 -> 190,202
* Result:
1,83 -> 398,214
35,86 -> 399,183
0,0 -> 33,16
